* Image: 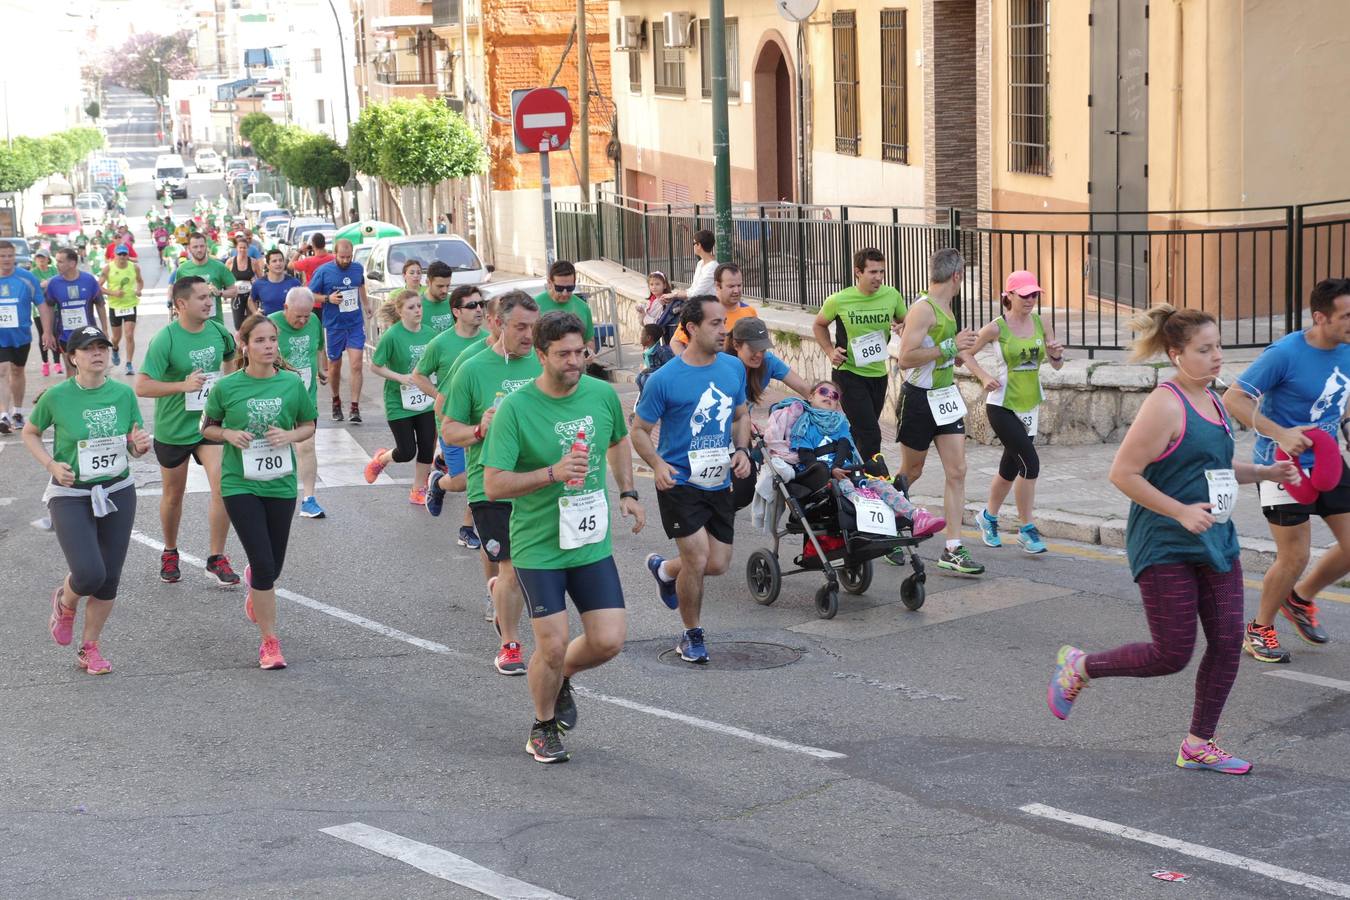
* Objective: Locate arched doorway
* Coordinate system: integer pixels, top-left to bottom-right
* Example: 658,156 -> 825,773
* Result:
753,35 -> 795,203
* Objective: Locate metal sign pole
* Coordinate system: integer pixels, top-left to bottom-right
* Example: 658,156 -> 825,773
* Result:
540,139 -> 556,266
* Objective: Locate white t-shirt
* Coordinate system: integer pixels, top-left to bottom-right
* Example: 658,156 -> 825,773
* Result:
687,257 -> 717,299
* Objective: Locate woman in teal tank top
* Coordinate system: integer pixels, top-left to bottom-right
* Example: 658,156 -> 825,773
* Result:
964,270 -> 1065,553
1044,306 -> 1297,775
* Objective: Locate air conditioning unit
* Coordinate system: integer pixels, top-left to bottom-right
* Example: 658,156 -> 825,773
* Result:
662,11 -> 693,48
614,15 -> 644,51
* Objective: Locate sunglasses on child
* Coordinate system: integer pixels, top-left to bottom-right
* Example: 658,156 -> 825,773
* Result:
815,385 -> 841,401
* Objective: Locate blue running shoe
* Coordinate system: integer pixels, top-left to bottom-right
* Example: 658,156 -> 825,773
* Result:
978,509 -> 1001,548
677,627 -> 709,664
425,469 -> 446,517
1176,738 -> 1252,775
1047,645 -> 1087,720
1018,523 -> 1047,554
299,496 -> 326,519
646,553 -> 679,610
458,525 -> 481,549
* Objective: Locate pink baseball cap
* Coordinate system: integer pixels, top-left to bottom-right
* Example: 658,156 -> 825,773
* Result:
1004,270 -> 1043,297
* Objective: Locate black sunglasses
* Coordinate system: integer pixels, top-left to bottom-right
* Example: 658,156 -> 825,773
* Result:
458,300 -> 485,310
553,283 -> 577,293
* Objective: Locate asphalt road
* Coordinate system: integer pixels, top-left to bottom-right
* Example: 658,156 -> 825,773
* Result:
3,90 -> 1350,900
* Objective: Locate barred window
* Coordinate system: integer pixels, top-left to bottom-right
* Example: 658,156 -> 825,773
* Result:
832,11 -> 860,155
652,22 -> 686,96
698,18 -> 740,99
881,9 -> 908,163
1009,0 -> 1050,175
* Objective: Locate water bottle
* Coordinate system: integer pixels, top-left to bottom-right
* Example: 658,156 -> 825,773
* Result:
566,430 -> 588,488
492,391 -> 505,410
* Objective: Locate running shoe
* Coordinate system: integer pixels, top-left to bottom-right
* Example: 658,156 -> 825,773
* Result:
484,594 -> 495,622
112,349 -> 121,365
159,548 -> 182,583
125,363 -> 135,376
205,554 -> 241,587
409,487 -> 427,506
49,586 -> 75,646
1281,593 -> 1330,644
909,509 -> 946,539
677,627 -> 709,664
1176,738 -> 1252,775
331,397 -> 344,421
526,719 -> 570,763
646,553 -> 679,610
458,525 -> 481,549
937,544 -> 985,575
363,448 -> 389,483
349,403 -> 362,424
299,496 -> 326,519
1047,645 -> 1087,720
0,414 -> 10,435
11,412 -> 22,427
259,636 -> 287,670
41,362 -> 49,377
433,454 -> 447,474
1243,620 -> 1292,664
425,470 -> 446,517
1018,523 -> 1048,554
244,564 -> 255,623
77,641 -> 111,675
54,362 -> 63,375
495,642 -> 527,675
555,677 -> 578,731
978,509 -> 1001,548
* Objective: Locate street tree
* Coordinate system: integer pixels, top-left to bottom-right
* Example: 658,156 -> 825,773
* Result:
85,101 -> 100,121
279,132 -> 350,218
103,31 -> 195,131
238,112 -> 274,147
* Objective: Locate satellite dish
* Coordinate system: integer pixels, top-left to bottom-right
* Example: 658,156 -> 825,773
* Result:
776,0 -> 818,22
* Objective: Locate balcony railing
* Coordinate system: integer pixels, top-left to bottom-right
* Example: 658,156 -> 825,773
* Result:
375,70 -> 436,85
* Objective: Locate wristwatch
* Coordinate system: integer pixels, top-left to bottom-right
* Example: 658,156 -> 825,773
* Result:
619,490 -> 640,501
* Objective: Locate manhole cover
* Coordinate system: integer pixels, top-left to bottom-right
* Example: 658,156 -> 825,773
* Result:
656,641 -> 804,670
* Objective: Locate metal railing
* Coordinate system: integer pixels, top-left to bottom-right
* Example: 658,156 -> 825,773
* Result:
556,193 -> 1350,354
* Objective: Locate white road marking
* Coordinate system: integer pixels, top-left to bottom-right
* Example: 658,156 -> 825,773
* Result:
321,822 -> 573,899
125,531 -> 845,761
1020,803 -> 1350,898
1266,670 -> 1350,692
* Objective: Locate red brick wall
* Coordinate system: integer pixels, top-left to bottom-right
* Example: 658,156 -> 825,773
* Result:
482,0 -> 612,193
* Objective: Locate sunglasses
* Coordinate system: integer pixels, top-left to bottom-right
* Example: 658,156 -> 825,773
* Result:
815,385 -> 841,401
553,283 -> 577,293
458,300 -> 485,310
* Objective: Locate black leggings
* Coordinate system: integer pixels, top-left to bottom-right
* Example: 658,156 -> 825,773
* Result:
833,368 -> 888,461
49,489 -> 137,601
33,315 -> 50,363
222,494 -> 295,591
986,403 -> 1040,481
389,411 -> 437,464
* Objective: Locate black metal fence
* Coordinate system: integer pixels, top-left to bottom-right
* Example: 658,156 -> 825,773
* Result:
555,193 -> 1350,354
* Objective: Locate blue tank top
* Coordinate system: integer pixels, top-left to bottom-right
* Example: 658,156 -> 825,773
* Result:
1125,383 -> 1240,579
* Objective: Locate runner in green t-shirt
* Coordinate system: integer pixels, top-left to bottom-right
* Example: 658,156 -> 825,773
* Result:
30,252 -> 60,374
201,314 -> 318,672
443,290 -> 541,676
533,260 -> 594,342
419,260 -> 457,335
483,309 -> 644,763
172,232 -> 238,325
365,290 -> 437,505
22,326 -> 152,676
812,247 -> 908,460
269,285 -> 328,519
135,276 -> 241,587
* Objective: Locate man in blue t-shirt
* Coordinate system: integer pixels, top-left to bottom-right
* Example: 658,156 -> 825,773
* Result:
0,241 -> 39,432
40,247 -> 107,378
252,249 -> 302,317
632,296 -> 750,665
308,238 -> 369,423
1225,277 -> 1350,662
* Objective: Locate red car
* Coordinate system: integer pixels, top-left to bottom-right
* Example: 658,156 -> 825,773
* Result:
37,207 -> 83,241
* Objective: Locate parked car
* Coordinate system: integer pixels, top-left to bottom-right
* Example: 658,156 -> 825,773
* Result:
242,192 -> 276,223
291,224 -> 337,252
225,159 -> 256,186
2,237 -> 34,269
256,208 -> 290,232
353,244 -> 373,269
154,154 -> 188,199
364,235 -> 490,297
91,183 -> 119,210
75,193 -> 108,226
37,208 -> 83,242
194,149 -> 223,174
281,218 -> 336,251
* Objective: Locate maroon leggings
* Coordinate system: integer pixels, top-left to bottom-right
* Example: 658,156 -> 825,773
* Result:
1085,561 -> 1245,740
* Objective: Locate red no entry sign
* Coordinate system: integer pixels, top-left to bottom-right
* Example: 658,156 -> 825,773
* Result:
511,87 -> 574,155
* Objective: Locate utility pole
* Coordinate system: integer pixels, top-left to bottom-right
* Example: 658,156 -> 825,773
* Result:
576,0 -> 590,204
709,0 -> 731,263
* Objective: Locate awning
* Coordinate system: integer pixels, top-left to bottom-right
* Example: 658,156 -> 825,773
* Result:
371,15 -> 432,29
243,48 -> 274,67
217,78 -> 258,100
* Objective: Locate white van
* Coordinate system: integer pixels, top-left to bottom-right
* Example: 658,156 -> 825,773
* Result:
154,154 -> 188,199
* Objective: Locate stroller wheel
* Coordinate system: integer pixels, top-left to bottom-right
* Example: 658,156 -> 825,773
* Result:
814,584 -> 839,619
900,574 -> 926,611
839,560 -> 873,595
746,549 -> 782,606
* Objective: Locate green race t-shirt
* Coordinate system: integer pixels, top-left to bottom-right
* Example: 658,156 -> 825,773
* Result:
268,311 -> 325,400
203,368 -> 317,499
484,376 -> 628,569
174,258 -> 235,324
445,346 -> 543,503
534,291 -> 594,341
141,319 -> 237,445
415,327 -> 487,393
30,378 -> 143,487
447,339 -> 492,384
818,284 -> 907,377
421,297 -> 455,335
372,321 -> 435,421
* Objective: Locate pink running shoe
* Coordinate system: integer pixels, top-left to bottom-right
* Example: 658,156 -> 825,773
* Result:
1176,737 -> 1252,775
244,565 -> 256,623
54,361 -> 64,375
409,487 -> 427,506
259,636 -> 287,670
909,508 -> 947,539
41,362 -> 50,377
363,449 -> 390,484
1047,645 -> 1088,720
50,586 -> 75,646
77,641 -> 111,675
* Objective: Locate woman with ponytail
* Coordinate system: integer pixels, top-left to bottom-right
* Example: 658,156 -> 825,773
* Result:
200,313 -> 318,670
1046,304 -> 1297,774
365,289 -> 438,504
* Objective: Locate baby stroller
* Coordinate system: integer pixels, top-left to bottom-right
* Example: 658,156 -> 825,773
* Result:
745,436 -> 931,619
